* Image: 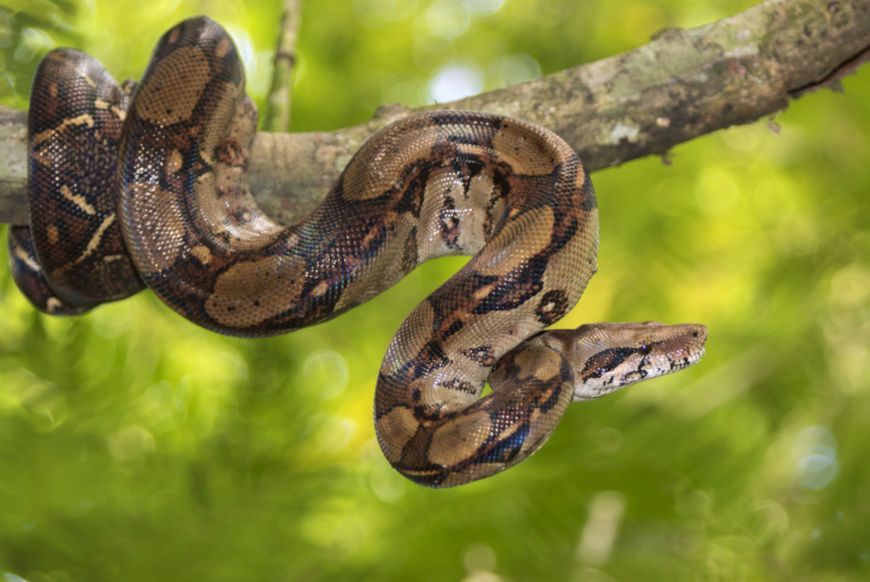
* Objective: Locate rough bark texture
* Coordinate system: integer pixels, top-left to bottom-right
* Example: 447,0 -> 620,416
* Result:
0,0 -> 867,226
0,107 -> 28,225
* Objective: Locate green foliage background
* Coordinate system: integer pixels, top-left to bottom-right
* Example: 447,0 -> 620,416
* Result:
0,0 -> 867,580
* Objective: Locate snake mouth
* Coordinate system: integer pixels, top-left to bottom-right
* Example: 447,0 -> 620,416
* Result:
668,345 -> 706,374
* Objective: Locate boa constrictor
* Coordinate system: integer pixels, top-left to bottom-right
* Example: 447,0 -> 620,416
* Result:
7,17 -> 707,487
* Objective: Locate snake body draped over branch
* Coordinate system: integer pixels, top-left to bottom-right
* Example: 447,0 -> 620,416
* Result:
7,17 -> 706,487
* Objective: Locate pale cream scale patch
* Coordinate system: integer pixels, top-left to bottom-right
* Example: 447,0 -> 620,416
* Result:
416,166 -> 467,259
444,293 -> 549,374
455,172 -> 496,253
426,366 -> 483,411
124,183 -> 189,273
13,243 -> 40,271
59,185 -> 97,216
191,171 -> 282,252
382,301 -> 436,376
46,298 -> 63,313
189,245 -> 212,265
53,213 -> 117,276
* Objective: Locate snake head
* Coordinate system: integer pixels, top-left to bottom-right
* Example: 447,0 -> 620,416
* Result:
547,321 -> 707,401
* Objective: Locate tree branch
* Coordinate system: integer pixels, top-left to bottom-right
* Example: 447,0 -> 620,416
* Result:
264,0 -> 302,132
0,0 -> 867,226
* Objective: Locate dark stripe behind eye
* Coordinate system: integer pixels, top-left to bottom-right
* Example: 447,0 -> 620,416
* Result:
580,346 -> 641,380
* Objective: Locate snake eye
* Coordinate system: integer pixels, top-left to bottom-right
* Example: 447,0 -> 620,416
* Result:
639,344 -> 651,355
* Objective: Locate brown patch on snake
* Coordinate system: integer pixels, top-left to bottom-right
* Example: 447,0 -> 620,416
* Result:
134,47 -> 210,125
198,81 -> 242,161
475,205 -> 554,277
511,345 -> 562,382
205,255 -> 306,328
46,225 -> 60,245
168,24 -> 182,44
215,36 -> 232,58
376,406 -> 419,463
340,122 -> 444,202
438,463 -> 505,488
492,124 -> 563,176
428,410 -> 492,467
573,160 -> 589,194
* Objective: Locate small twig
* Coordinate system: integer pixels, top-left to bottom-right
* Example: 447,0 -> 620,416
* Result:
265,0 -> 302,132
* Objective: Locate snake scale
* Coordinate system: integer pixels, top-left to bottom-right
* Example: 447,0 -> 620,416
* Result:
7,17 -> 707,487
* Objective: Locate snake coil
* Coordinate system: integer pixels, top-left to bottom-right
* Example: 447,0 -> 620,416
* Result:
8,17 -> 706,487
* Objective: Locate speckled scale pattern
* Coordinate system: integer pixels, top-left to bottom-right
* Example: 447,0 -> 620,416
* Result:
11,49 -> 143,313
8,17 -> 707,487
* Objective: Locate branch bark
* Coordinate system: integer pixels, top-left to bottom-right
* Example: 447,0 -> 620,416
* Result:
264,0 -> 302,132
0,0 -> 867,226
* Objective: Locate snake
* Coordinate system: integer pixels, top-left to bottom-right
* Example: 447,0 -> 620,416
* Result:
7,17 -> 707,487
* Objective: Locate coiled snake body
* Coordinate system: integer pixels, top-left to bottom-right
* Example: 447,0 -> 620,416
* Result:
8,17 -> 706,487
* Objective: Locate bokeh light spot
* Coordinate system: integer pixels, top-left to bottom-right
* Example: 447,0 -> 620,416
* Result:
488,53 -> 541,87
462,0 -> 504,15
793,426 -> 839,491
108,425 -> 156,463
425,0 -> 471,40
428,63 -> 483,103
302,349 -> 350,399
